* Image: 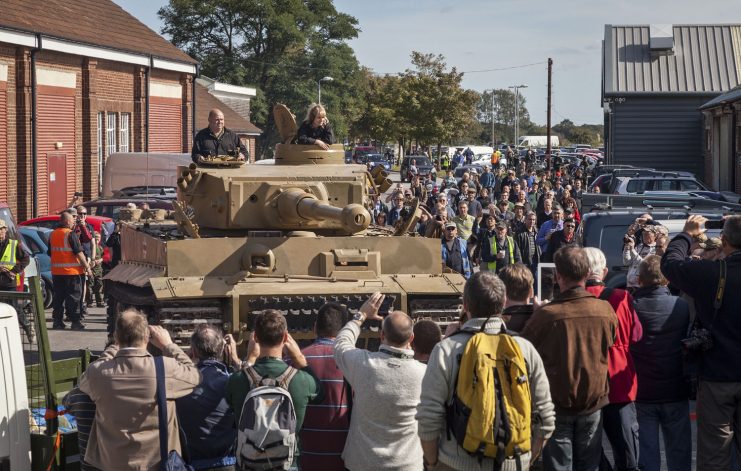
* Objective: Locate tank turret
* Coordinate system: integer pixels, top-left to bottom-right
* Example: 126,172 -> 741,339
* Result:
175,104 -> 372,235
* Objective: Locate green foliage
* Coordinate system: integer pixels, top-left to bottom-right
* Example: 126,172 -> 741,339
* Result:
476,89 -> 531,143
553,119 -> 603,146
159,0 -> 363,157
352,52 -> 478,152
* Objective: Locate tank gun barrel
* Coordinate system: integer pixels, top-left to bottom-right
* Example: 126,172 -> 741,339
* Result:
277,189 -> 370,234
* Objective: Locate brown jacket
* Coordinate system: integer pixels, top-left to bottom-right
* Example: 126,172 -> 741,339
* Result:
522,287 -> 617,415
79,343 -> 201,471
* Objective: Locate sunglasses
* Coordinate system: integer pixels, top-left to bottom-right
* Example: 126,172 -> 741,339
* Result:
565,224 -> 576,228
445,227 -> 457,231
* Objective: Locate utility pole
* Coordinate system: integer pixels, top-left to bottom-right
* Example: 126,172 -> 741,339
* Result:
546,58 -> 553,168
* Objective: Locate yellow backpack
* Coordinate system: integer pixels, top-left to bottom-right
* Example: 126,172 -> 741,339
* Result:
446,322 -> 531,465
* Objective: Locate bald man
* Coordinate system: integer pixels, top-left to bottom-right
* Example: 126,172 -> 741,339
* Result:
191,108 -> 248,165
333,293 -> 426,470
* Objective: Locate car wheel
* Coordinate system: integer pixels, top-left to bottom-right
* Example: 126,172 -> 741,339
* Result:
41,276 -> 53,309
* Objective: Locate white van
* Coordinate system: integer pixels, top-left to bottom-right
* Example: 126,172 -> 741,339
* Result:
102,153 -> 191,197
0,302 -> 31,471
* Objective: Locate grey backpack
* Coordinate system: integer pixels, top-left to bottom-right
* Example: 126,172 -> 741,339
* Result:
237,366 -> 299,471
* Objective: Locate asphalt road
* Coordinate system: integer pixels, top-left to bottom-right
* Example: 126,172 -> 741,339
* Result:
45,306 -> 109,359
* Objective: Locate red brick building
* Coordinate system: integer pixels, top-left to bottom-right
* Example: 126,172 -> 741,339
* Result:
0,0 -> 197,220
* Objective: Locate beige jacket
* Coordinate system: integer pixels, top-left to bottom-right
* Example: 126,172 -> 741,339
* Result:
79,343 -> 201,471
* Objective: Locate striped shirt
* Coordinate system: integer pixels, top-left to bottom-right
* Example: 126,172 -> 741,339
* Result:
63,388 -> 100,471
300,338 -> 351,471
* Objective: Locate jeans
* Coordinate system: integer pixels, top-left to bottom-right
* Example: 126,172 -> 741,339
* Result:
602,402 -> 639,470
52,274 -> 82,324
636,401 -> 691,471
697,380 -> 741,471
543,410 -> 603,471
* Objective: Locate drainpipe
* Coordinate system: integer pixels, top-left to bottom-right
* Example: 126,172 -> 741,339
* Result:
30,34 -> 42,218
192,64 -> 199,142
145,56 -> 151,152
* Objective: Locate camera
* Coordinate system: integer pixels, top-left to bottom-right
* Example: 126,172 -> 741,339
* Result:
705,220 -> 724,230
681,327 -> 714,354
623,235 -> 635,244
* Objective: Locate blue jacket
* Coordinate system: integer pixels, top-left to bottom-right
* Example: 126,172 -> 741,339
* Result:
661,233 -> 741,382
479,172 -> 494,189
631,286 -> 690,403
536,219 -> 563,252
441,237 -> 471,279
176,360 -> 236,469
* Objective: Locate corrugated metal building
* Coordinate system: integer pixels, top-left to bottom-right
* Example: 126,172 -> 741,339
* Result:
700,87 -> 741,193
602,24 -> 741,182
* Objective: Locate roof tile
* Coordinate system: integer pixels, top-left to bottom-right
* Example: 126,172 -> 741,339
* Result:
196,83 -> 261,135
0,0 -> 195,64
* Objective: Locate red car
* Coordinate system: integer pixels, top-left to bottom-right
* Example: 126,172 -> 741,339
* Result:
20,214 -> 114,264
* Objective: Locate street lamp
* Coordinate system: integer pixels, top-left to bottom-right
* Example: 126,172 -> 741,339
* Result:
508,84 -> 528,146
318,76 -> 333,105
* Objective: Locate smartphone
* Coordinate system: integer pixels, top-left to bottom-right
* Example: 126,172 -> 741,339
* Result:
705,220 -> 724,229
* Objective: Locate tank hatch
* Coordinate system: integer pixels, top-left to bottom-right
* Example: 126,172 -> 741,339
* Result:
274,103 -> 298,144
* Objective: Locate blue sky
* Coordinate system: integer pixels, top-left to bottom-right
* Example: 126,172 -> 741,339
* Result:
116,0 -> 740,125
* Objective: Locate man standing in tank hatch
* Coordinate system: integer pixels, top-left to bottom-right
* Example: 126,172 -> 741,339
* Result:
191,108 -> 248,165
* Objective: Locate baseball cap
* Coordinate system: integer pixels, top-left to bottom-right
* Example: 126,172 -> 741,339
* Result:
0,220 -> 7,229
445,221 -> 457,229
514,202 -> 525,209
495,220 -> 508,229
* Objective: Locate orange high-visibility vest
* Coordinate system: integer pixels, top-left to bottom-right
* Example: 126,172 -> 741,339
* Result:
50,228 -> 84,276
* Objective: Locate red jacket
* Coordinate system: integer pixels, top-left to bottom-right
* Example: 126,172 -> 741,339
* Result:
586,283 -> 643,403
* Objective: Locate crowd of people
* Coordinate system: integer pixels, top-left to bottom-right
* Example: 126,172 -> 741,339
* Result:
372,162 -> 593,280
54,211 -> 740,471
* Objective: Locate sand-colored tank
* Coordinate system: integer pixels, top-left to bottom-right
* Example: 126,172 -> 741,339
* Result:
105,104 -> 464,347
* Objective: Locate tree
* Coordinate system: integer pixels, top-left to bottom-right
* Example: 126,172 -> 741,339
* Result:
476,89 -> 530,143
159,0 -> 364,157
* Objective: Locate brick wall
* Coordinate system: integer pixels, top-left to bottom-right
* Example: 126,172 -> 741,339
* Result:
0,46 -> 17,216
0,41 -> 194,220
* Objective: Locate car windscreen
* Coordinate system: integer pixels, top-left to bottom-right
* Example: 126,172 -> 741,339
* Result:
410,157 -> 432,166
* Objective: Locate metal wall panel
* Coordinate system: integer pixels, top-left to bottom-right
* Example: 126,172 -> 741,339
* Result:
38,92 -> 75,214
608,96 -> 712,178
605,25 -> 741,94
149,99 -> 182,153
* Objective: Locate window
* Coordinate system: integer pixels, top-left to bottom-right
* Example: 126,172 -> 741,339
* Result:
625,180 -> 649,193
120,113 -> 130,152
653,180 -> 676,191
97,112 -> 104,191
106,112 -> 117,156
680,180 -> 702,191
22,234 -> 42,255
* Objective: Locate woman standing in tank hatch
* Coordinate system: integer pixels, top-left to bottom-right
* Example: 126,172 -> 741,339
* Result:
297,104 -> 335,150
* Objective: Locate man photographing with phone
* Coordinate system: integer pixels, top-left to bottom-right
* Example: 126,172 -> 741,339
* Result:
661,215 -> 741,470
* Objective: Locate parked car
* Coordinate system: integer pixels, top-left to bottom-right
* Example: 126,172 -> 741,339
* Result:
400,156 -> 437,182
609,175 -> 711,194
20,214 -> 113,264
352,146 -> 376,162
357,153 -> 391,172
578,209 -> 726,288
82,197 -> 174,221
18,226 -> 54,308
